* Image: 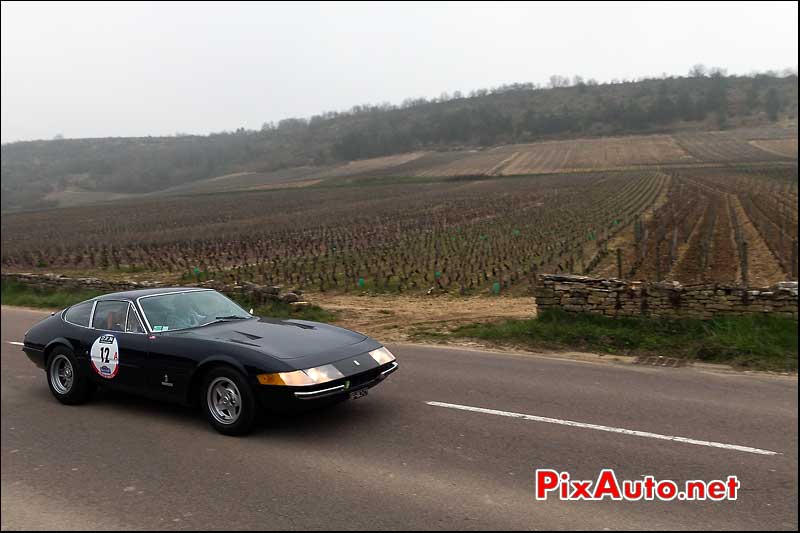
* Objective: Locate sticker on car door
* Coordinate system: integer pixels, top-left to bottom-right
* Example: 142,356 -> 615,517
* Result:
90,334 -> 119,379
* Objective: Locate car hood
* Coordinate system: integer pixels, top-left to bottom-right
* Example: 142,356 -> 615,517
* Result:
168,317 -> 375,360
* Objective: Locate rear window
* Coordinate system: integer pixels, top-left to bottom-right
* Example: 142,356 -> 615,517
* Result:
64,301 -> 94,327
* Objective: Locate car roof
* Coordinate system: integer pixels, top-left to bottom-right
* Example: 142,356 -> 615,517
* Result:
95,287 -> 213,301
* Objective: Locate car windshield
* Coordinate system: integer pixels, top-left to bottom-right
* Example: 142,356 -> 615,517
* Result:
138,290 -> 251,332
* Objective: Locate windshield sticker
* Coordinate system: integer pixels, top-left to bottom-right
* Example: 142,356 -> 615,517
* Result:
153,325 -> 169,332
90,334 -> 119,379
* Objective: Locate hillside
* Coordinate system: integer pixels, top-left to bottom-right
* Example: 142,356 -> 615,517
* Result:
18,126 -> 799,209
1,72 -> 797,211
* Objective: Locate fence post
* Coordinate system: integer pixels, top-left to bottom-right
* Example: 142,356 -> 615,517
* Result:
617,248 -> 623,280
671,227 -> 679,266
741,241 -> 749,288
656,242 -> 662,281
792,239 -> 798,280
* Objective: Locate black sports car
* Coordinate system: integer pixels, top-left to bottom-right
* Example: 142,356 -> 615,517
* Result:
21,287 -> 398,435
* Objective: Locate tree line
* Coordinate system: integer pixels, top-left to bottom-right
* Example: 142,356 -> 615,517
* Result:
1,67 -> 797,210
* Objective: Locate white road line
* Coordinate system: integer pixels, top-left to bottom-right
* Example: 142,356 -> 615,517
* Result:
7,341 -> 24,346
426,401 -> 780,456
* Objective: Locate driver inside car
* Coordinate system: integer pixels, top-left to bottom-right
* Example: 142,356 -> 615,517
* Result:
171,297 -> 206,329
106,310 -> 125,332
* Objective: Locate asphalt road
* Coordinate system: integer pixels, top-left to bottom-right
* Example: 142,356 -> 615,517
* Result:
1,306 -> 797,530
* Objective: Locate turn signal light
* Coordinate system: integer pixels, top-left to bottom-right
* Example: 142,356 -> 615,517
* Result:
257,371 -> 314,386
257,364 -> 344,386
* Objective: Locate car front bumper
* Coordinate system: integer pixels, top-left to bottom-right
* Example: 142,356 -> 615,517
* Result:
293,361 -> 398,400
255,360 -> 398,411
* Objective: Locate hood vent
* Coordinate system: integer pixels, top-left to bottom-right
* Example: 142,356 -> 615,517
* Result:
234,330 -> 263,340
227,338 -> 261,347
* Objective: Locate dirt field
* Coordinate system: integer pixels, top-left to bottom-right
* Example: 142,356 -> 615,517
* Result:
495,135 -> 696,174
750,139 -> 799,159
728,195 -> 789,286
673,132 -> 791,163
304,292 -> 536,342
412,151 -> 515,177
309,152 -> 427,179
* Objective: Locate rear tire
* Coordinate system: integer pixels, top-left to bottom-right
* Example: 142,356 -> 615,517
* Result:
46,346 -> 94,405
202,367 -> 257,436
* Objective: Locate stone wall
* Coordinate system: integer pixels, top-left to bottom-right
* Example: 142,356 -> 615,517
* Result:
2,272 -> 162,294
5,271 -> 797,320
1,272 -> 306,306
533,274 -> 798,320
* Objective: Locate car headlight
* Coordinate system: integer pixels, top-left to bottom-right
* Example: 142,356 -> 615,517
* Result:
305,364 -> 345,384
257,364 -> 344,386
369,346 -> 395,365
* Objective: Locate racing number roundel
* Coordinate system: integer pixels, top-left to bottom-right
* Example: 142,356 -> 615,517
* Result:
90,334 -> 119,379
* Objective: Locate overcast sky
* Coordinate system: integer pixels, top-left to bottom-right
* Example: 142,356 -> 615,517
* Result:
1,1 -> 797,143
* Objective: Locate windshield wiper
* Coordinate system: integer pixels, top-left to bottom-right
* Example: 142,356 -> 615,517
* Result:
214,315 -> 251,320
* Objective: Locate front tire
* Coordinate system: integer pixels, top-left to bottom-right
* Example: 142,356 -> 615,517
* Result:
46,346 -> 94,405
202,367 -> 257,436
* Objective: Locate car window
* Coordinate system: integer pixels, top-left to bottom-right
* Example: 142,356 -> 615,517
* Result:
64,301 -> 94,327
92,301 -> 129,332
126,304 -> 145,334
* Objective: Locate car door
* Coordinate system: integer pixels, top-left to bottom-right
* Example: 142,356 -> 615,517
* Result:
140,331 -> 194,402
131,298 -> 194,401
82,300 -> 149,393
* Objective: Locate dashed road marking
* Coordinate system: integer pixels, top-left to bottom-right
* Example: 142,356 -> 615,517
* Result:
426,401 -> 779,456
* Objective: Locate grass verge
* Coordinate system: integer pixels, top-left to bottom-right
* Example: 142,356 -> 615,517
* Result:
1,279 -> 104,309
1,279 -> 337,323
229,295 -> 337,323
448,309 -> 798,372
